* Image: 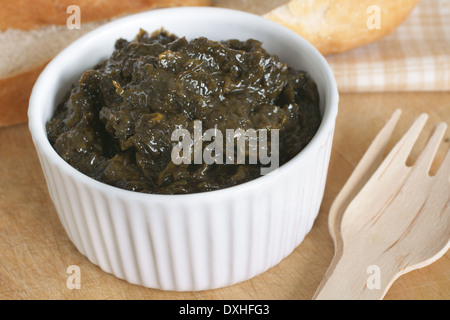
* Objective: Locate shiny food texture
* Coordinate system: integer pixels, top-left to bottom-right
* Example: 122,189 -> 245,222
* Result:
46,29 -> 321,194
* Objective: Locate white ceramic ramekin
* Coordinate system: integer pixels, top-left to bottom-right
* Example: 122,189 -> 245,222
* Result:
28,7 -> 339,291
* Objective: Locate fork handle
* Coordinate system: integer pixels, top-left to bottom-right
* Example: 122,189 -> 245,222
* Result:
313,247 -> 399,300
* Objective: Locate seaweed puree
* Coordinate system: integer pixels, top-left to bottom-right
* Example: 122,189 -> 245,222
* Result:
46,29 -> 322,195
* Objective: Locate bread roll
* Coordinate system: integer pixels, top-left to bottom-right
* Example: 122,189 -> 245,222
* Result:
0,0 -> 210,127
214,0 -> 419,55
264,0 -> 419,55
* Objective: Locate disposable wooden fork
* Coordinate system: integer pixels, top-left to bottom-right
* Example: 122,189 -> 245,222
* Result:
314,110 -> 450,300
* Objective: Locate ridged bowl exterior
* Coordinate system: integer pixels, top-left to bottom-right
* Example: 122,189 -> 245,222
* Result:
29,7 -> 339,291
35,129 -> 334,291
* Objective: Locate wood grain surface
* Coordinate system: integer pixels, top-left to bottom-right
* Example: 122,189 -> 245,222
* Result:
0,92 -> 449,300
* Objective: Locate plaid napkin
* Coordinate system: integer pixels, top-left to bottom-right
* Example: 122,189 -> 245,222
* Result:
326,0 -> 450,92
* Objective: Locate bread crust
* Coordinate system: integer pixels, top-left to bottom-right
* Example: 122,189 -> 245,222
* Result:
0,63 -> 47,127
264,0 -> 419,55
0,0 -> 210,31
0,0 -> 210,127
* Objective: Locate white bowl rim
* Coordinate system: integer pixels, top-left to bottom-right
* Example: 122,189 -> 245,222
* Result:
28,6 -> 339,202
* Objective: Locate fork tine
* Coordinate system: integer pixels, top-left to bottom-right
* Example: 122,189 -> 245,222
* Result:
393,113 -> 429,164
436,146 -> 450,181
414,122 -> 448,174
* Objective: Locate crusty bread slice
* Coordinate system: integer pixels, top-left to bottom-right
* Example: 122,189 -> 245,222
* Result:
0,65 -> 48,127
0,0 -> 210,127
0,0 -> 210,30
0,22 -> 105,127
0,22 -> 105,80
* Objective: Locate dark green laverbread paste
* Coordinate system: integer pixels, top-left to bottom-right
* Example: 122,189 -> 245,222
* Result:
46,29 -> 321,195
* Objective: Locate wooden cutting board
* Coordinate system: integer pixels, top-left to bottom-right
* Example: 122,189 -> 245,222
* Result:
0,91 -> 449,300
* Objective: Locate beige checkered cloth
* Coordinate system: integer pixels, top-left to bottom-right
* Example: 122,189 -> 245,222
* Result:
326,0 -> 450,92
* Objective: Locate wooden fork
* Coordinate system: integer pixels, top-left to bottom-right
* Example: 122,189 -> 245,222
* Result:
314,112 -> 450,300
